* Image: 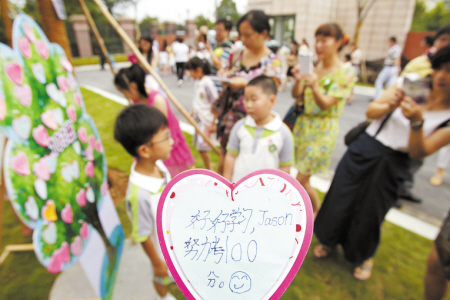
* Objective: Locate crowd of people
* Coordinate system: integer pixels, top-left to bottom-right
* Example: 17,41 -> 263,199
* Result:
109,10 -> 450,300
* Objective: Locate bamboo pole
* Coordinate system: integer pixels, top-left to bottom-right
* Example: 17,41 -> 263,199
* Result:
91,0 -> 220,155
78,0 -> 116,76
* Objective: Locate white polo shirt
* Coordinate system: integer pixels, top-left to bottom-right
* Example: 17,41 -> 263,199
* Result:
125,160 -> 170,246
226,113 -> 294,182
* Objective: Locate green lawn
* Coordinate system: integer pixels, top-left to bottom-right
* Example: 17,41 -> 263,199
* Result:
72,54 -> 129,66
0,88 -> 446,300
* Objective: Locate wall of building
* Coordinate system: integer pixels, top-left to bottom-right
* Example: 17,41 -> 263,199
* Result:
247,0 -> 416,61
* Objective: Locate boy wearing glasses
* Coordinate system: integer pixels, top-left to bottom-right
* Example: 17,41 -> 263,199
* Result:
114,104 -> 175,300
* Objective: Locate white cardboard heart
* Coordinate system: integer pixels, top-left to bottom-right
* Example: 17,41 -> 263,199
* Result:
157,169 -> 313,300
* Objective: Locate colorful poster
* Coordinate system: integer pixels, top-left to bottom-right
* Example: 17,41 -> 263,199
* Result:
157,169 -> 314,299
0,14 -> 123,299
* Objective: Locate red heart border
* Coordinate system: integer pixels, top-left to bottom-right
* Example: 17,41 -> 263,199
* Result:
157,169 -> 314,300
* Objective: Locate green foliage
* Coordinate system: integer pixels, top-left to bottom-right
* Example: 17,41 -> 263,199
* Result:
196,15 -> 214,29
411,0 -> 450,31
216,0 -> 240,27
18,0 -> 128,55
140,16 -> 158,36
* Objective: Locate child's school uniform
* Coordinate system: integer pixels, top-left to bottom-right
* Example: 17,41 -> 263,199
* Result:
125,160 -> 170,263
192,75 -> 218,151
226,113 -> 294,182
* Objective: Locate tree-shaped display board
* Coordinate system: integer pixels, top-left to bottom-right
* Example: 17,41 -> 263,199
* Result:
0,14 -> 124,299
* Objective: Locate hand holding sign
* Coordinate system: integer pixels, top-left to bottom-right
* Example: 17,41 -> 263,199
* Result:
157,169 -> 313,300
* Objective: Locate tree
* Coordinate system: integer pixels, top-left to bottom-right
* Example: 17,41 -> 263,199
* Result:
196,15 -> 214,29
353,0 -> 379,46
140,15 -> 158,36
411,0 -> 450,31
216,0 -> 240,26
411,0 -> 428,31
1,0 -> 12,46
36,0 -> 73,61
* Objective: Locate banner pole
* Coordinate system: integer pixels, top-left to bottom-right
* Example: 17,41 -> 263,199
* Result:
91,0 -> 220,155
77,0 -> 117,77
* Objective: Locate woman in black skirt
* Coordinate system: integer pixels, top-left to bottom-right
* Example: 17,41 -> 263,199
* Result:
314,44 -> 450,280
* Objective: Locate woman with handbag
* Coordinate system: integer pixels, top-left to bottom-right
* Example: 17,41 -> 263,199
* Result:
291,23 -> 354,215
212,10 -> 281,175
314,44 -> 450,281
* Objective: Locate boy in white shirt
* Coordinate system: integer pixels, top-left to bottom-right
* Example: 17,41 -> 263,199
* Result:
224,75 -> 294,182
114,104 -> 175,300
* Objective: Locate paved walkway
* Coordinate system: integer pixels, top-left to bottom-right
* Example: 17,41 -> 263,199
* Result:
49,67 -> 444,300
49,240 -> 159,300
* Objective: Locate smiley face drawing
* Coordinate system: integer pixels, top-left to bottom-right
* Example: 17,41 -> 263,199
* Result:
229,271 -> 252,294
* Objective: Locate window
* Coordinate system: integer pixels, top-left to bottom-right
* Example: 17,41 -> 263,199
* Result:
269,15 -> 296,46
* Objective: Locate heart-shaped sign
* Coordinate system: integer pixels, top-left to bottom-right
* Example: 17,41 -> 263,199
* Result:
15,84 -> 32,107
18,37 -> 31,59
46,83 -> 66,107
41,110 -> 59,131
157,169 -> 313,300
36,40 -> 49,59
32,124 -> 50,147
32,63 -> 46,84
60,57 -> 73,73
23,22 -> 36,42
12,115 -> 31,140
5,62 -> 23,85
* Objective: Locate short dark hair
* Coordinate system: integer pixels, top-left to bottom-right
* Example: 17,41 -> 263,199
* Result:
435,24 -> 450,40
114,64 -> 148,98
246,75 -> 277,96
390,36 -> 397,43
216,18 -> 233,31
176,36 -> 183,43
186,56 -> 211,75
114,104 -> 168,158
431,44 -> 450,70
237,10 -> 270,35
315,23 -> 347,51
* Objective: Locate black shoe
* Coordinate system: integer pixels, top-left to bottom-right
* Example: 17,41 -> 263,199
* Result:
393,199 -> 402,208
399,192 -> 422,203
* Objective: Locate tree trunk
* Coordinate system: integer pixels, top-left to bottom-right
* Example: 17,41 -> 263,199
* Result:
36,0 -> 73,63
353,20 -> 363,47
1,0 -> 12,46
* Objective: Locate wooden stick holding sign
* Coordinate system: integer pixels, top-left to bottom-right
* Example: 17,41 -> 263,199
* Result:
77,0 -> 116,77
91,0 -> 220,155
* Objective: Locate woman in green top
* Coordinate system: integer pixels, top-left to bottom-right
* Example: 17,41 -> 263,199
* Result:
291,23 -> 355,216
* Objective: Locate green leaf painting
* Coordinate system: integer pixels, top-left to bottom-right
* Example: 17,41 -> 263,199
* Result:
0,14 -> 123,299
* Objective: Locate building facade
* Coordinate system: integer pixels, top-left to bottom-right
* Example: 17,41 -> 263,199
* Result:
247,0 -> 416,61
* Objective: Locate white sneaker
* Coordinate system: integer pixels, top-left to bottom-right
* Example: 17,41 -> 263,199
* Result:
177,79 -> 183,87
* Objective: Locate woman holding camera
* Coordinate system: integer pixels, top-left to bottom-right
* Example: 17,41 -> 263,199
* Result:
291,23 -> 354,216
314,44 -> 450,281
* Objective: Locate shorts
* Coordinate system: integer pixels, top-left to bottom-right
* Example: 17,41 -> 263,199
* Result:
436,212 -> 450,280
194,118 -> 213,151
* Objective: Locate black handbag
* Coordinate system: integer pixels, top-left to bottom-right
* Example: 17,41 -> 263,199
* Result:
344,120 -> 371,146
344,113 -> 392,146
283,102 -> 304,131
